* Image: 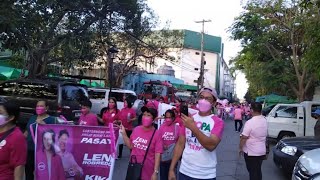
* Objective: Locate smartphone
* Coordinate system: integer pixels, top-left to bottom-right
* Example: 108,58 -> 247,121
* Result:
180,104 -> 189,116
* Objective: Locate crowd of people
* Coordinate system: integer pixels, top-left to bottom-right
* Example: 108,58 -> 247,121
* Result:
0,86 -> 277,180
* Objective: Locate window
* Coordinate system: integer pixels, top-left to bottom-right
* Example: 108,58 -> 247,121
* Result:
88,91 -> 106,100
0,82 -> 17,96
109,92 -> 136,102
276,106 -> 297,118
15,82 -> 58,100
311,104 -> 320,119
61,85 -> 88,102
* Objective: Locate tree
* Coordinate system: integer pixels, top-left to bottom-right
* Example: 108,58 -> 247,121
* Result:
0,0 -> 158,78
229,0 -> 320,101
95,30 -> 183,87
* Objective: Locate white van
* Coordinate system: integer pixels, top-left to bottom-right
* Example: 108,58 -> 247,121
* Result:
267,101 -> 320,140
88,88 -> 137,115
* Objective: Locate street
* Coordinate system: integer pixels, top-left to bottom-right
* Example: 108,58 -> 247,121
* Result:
113,119 -> 290,180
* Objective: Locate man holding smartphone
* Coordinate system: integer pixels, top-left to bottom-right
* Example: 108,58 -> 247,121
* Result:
169,87 -> 224,180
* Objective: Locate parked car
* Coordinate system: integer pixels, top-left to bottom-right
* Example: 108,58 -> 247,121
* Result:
292,148 -> 320,180
273,136 -> 320,174
267,101 -> 320,140
88,88 -> 137,116
0,78 -> 89,130
262,104 -> 276,116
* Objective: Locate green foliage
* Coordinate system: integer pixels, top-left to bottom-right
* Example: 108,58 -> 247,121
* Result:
0,0 -> 159,77
229,0 -> 320,101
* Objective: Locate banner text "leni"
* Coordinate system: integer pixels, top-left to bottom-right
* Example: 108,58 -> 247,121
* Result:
82,154 -> 113,166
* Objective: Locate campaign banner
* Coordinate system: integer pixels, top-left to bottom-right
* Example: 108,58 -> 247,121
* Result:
35,124 -> 118,180
157,103 -> 199,128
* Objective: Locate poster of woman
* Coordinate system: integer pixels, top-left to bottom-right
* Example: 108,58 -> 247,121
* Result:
35,129 -> 66,180
35,124 -> 118,180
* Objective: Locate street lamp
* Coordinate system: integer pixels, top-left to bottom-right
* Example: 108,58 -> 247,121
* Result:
108,46 -> 119,92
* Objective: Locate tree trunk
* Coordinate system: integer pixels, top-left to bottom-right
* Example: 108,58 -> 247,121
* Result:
298,80 -> 305,102
115,73 -> 123,88
104,60 -> 109,88
27,51 -> 49,78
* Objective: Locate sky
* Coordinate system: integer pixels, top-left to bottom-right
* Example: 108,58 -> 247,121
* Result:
147,0 -> 249,99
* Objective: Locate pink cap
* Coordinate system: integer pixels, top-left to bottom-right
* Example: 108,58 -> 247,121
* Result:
199,87 -> 218,100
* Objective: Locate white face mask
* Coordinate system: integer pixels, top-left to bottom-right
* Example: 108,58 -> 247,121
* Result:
0,115 -> 8,126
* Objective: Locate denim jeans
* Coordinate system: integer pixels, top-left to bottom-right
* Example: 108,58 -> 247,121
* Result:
179,173 -> 216,180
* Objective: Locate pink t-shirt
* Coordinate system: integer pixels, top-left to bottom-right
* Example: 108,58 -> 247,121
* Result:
130,126 -> 163,180
118,108 -> 136,131
234,108 -> 243,120
146,100 -> 160,110
102,109 -> 119,126
79,113 -> 98,126
179,113 -> 224,179
241,115 -> 268,156
158,122 -> 179,147
175,117 -> 183,127
0,127 -> 27,180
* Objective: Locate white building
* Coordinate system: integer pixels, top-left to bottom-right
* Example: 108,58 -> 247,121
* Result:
139,29 -> 236,99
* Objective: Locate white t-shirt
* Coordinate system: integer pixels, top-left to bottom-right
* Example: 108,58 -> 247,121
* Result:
179,113 -> 224,179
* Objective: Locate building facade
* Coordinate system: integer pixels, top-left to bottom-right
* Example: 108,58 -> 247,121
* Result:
139,30 -> 236,100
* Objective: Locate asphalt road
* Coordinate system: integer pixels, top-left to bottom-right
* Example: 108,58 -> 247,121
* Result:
112,119 -> 290,180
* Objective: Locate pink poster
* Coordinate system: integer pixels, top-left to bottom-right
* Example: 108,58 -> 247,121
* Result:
35,124 -> 119,180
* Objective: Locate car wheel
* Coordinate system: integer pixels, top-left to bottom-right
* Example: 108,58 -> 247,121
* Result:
278,132 -> 295,140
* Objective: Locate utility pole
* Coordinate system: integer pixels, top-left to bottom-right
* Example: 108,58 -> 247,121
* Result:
195,19 -> 211,93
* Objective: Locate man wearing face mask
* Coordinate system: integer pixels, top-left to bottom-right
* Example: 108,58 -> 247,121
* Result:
169,87 -> 225,180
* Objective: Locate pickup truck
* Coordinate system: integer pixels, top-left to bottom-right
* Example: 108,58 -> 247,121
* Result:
267,101 -> 320,140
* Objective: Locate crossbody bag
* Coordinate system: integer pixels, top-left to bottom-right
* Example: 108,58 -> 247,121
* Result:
125,129 -> 156,180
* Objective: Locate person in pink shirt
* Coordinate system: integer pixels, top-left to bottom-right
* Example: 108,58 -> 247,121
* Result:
115,97 -> 137,158
78,100 -> 98,126
158,109 -> 180,180
244,104 -> 252,120
100,97 -> 119,126
239,102 -> 267,180
146,94 -> 160,110
234,105 -> 244,132
121,107 -> 163,180
0,101 -> 27,180
36,129 -> 66,180
169,87 -> 225,180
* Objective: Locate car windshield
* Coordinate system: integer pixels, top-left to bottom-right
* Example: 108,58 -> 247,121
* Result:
88,90 -> 106,100
61,85 -> 88,102
143,84 -> 168,96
